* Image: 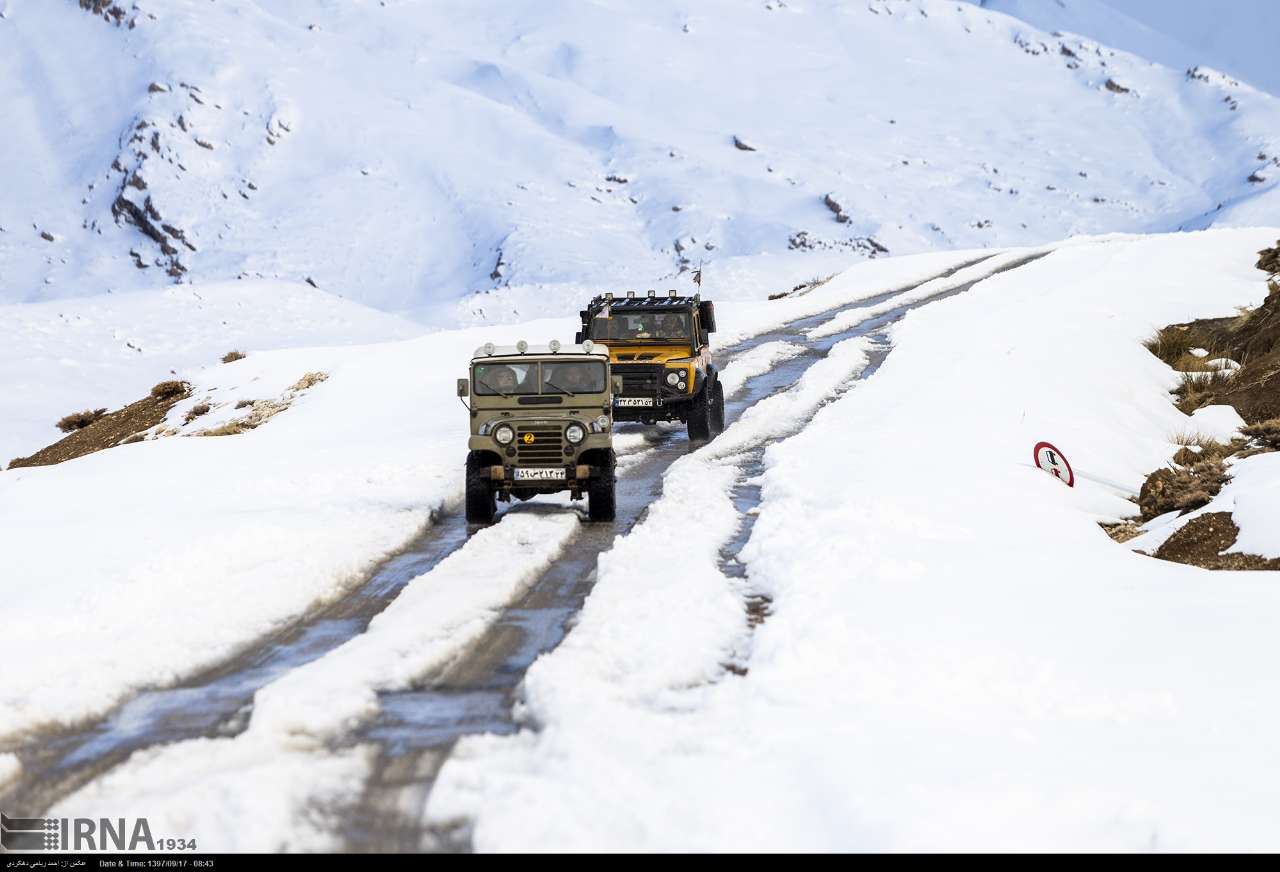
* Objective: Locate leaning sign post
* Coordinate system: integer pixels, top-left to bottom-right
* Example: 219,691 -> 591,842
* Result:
1033,440 -> 1074,487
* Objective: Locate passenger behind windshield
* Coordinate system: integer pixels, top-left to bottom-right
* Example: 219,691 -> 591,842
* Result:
589,312 -> 689,342
473,363 -> 536,395
542,361 -> 606,394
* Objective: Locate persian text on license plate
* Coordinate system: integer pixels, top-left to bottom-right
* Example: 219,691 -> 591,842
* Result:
514,467 -> 566,481
615,397 -> 654,407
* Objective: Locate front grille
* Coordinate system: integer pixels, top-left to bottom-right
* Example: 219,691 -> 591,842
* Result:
515,427 -> 565,463
619,365 -> 662,393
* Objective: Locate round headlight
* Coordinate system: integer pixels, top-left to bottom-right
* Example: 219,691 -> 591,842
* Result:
665,371 -> 680,386
595,415 -> 609,430
493,424 -> 515,445
516,340 -> 529,353
549,339 -> 561,353
582,339 -> 595,354
565,424 -> 586,444
678,381 -> 686,390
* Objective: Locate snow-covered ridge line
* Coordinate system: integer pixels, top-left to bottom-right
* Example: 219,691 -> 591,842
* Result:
7,0 -> 1280,311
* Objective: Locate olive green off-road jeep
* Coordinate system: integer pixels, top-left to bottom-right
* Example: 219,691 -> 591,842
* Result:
458,340 -> 617,524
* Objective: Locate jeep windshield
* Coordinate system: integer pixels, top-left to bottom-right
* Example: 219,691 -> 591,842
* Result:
587,311 -> 691,343
473,360 -> 606,396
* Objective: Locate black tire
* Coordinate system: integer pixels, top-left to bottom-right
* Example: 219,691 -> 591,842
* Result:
587,450 -> 616,522
465,451 -> 497,524
710,379 -> 725,435
687,384 -> 713,444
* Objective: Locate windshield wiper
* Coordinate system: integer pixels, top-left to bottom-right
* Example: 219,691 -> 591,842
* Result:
475,374 -> 511,397
543,377 -> 578,397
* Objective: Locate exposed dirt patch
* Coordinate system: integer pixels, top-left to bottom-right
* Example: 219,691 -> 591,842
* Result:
1147,243 -> 1280,420
1153,512 -> 1280,570
1137,460 -> 1230,522
1121,244 -> 1280,570
8,382 -> 190,470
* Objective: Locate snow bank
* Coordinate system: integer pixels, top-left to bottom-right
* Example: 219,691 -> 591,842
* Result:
0,314 -> 570,741
716,341 -> 803,397
50,738 -> 372,853
428,227 -> 1280,851
251,512 -> 581,744
53,509 -> 582,852
0,247 -> 968,743
0,280 -> 421,462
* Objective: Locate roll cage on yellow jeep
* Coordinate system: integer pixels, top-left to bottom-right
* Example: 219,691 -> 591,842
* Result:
575,290 -> 725,442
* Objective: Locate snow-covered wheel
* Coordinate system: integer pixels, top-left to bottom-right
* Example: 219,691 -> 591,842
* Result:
687,385 -> 713,444
587,449 -> 616,522
710,379 -> 725,435
465,451 -> 497,525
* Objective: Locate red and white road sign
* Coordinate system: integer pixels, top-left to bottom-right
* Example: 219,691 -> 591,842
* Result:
1033,441 -> 1074,487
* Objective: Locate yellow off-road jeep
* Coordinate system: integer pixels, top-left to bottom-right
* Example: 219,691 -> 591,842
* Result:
575,291 -> 724,442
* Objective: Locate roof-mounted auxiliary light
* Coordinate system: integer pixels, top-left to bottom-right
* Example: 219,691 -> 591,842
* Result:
668,289 -> 678,298
549,339 -> 562,353
483,342 -> 496,356
647,289 -> 656,298
605,292 -> 615,300
627,290 -> 636,299
582,339 -> 595,354
516,340 -> 529,353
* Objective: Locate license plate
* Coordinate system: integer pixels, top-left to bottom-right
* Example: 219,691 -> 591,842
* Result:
615,397 -> 654,407
514,467 -> 566,481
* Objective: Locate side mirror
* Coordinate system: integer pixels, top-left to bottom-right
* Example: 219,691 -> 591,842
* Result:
456,378 -> 469,398
611,375 -> 624,395
698,330 -> 710,346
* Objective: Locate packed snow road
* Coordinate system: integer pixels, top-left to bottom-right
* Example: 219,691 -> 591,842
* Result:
0,251 -> 1048,849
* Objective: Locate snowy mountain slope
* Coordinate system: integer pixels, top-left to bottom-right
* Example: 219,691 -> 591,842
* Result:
428,227 -> 1280,852
968,0 -> 1280,98
1,0 -> 1277,318
0,280 -> 422,463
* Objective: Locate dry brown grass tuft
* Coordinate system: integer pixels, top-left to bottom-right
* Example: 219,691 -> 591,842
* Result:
198,422 -> 244,437
1100,521 -> 1144,543
150,380 -> 189,400
56,408 -> 108,433
1241,418 -> 1280,450
184,403 -> 211,424
235,399 -> 255,410
221,350 -> 247,364
290,372 -> 329,391
1144,325 -> 1197,365
1172,369 -> 1235,414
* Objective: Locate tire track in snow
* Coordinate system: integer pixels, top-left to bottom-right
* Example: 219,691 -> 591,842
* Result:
2,251 -> 1042,839
423,249 -> 1056,850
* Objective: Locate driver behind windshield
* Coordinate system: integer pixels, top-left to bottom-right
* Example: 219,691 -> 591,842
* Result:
543,362 -> 605,394
658,314 -> 688,338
